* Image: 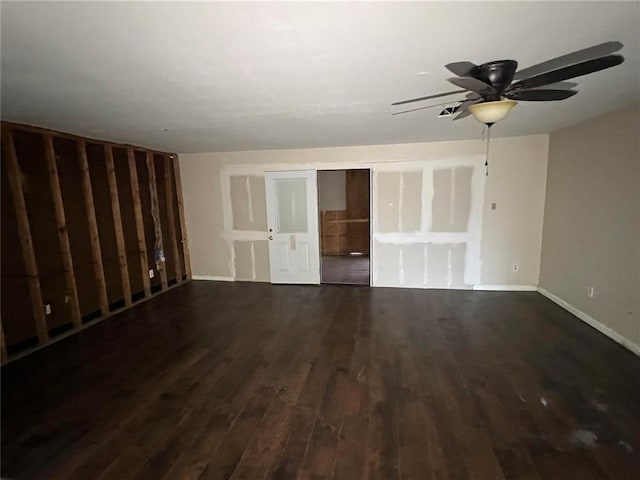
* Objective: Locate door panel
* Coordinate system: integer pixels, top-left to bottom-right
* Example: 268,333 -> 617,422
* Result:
265,170 -> 320,284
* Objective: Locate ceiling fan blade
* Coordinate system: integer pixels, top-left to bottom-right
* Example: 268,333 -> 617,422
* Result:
511,54 -> 624,91
457,98 -> 482,110
445,61 -> 477,77
453,109 -> 472,120
466,91 -> 481,100
513,41 -> 623,81
448,76 -> 494,92
391,89 -> 466,106
505,89 -> 578,101
531,81 -> 577,90
451,98 -> 481,120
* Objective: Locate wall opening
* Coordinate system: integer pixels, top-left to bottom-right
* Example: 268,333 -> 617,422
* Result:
317,169 -> 370,285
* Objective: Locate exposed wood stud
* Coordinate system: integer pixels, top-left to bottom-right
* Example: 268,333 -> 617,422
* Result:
3,281 -> 184,365
77,140 -> 109,315
43,134 -> 82,329
172,154 -> 192,279
104,145 -> 132,307
1,322 -> 7,364
2,129 -> 49,344
127,148 -> 151,298
164,154 -> 182,283
146,152 -> 168,289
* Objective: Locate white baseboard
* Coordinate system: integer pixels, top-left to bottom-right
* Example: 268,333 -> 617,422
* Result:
192,275 -> 235,282
538,287 -> 640,357
473,284 -> 537,291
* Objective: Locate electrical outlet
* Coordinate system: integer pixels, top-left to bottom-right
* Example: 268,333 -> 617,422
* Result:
149,269 -> 155,279
512,264 -> 519,272
45,304 -> 52,315
587,286 -> 595,298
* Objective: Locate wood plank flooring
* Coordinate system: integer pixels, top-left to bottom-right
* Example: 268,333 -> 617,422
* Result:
321,255 -> 370,285
2,281 -> 639,479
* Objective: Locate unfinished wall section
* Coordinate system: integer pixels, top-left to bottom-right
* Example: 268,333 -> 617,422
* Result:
0,122 -> 191,362
217,156 -> 484,287
372,157 -> 484,289
227,173 -> 270,282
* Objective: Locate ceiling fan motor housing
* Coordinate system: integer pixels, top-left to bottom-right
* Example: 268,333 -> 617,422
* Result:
472,60 -> 518,100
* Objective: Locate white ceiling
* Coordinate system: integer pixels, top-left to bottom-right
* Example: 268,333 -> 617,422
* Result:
2,1 -> 639,153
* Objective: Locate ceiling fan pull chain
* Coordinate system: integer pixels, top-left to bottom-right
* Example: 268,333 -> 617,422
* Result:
485,124 -> 492,176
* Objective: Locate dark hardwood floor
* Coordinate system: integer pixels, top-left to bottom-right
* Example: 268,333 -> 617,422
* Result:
2,281 -> 639,479
321,255 -> 370,285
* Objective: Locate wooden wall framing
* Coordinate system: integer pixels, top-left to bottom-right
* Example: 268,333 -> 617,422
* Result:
0,122 -> 191,363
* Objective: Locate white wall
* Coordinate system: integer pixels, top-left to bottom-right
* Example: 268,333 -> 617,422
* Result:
180,134 -> 549,288
539,103 -> 640,352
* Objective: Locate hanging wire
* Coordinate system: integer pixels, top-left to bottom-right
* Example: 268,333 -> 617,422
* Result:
147,155 -> 165,271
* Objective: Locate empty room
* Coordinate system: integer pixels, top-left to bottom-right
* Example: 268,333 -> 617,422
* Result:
1,2 -> 639,479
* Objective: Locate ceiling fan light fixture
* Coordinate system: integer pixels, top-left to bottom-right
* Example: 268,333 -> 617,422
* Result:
468,99 -> 518,125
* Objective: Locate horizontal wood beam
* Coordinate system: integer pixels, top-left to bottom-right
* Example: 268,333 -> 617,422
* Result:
1,121 -> 173,158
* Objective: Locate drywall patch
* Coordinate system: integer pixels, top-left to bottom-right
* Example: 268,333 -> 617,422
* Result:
452,167 -> 473,231
230,175 -> 267,231
431,167 -> 473,232
233,241 -> 254,281
375,171 -> 400,233
400,171 -> 422,233
449,243 -> 469,288
426,243 -> 450,288
253,240 -> 270,282
402,243 -> 425,286
234,240 -> 269,282
374,241 -> 401,286
249,176 -> 267,229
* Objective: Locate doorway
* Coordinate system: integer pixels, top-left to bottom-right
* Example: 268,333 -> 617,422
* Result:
265,170 -> 320,284
317,169 -> 370,285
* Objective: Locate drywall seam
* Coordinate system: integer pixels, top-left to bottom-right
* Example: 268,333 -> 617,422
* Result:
538,288 -> 640,357
250,241 -> 256,281
230,230 -> 268,241
220,168 -> 236,278
473,284 -> 537,291
449,167 -> 456,225
192,275 -> 235,282
398,172 -> 404,232
463,158 -> 486,285
374,283 -> 472,291
446,247 -> 453,288
421,164 -> 434,233
375,232 -> 469,244
423,243 -> 429,286
245,176 -> 254,223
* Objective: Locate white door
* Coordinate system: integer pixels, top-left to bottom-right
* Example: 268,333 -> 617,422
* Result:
265,170 -> 320,284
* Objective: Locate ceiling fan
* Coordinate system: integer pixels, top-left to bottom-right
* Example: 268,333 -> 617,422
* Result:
392,41 -> 625,125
